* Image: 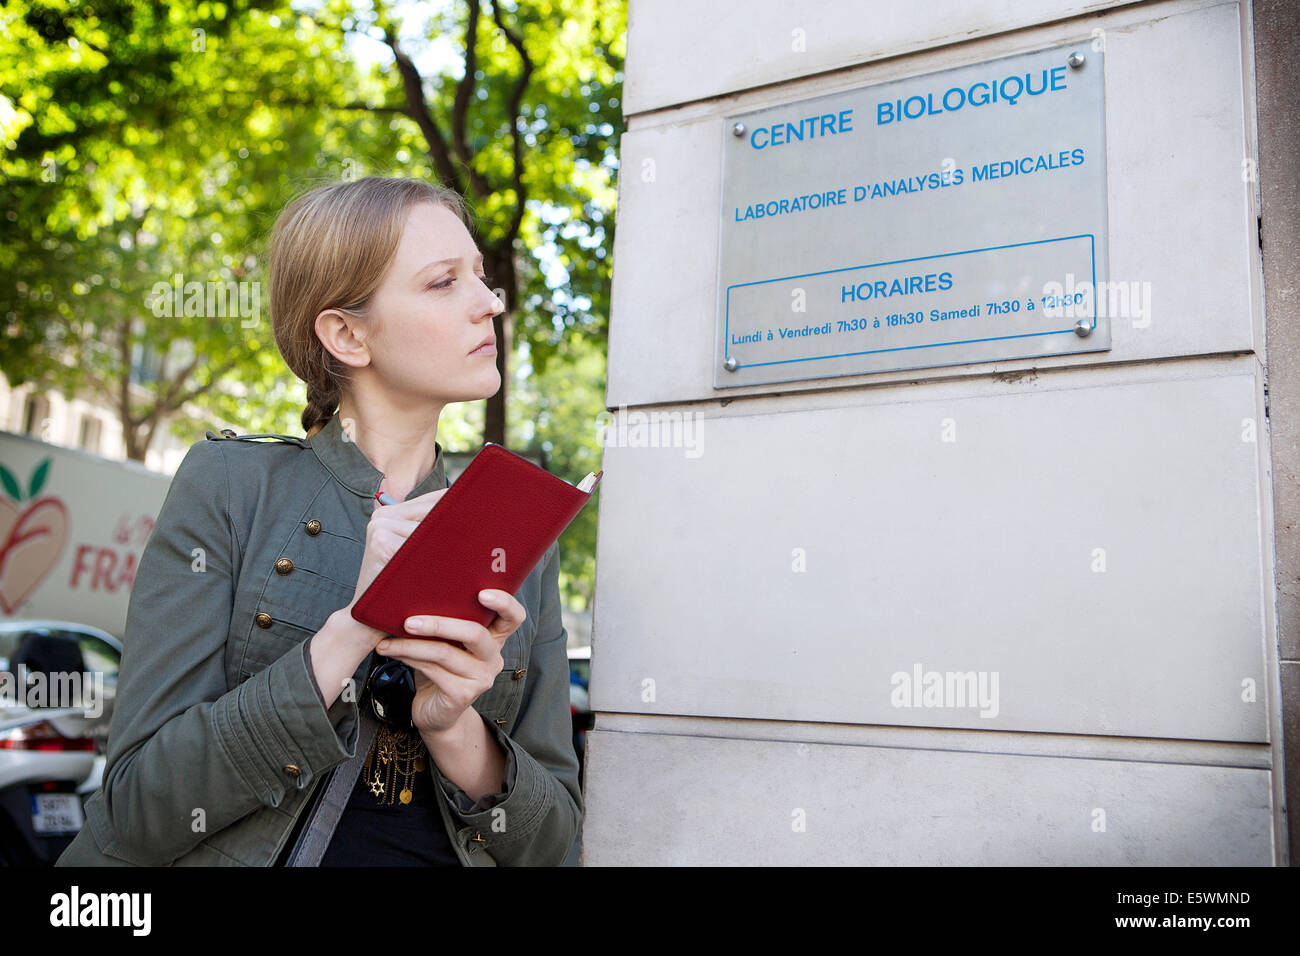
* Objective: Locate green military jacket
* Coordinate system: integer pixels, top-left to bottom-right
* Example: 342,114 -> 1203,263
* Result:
56,414 -> 582,867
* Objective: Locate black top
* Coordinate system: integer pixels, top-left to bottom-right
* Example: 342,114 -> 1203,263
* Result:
317,740 -> 461,867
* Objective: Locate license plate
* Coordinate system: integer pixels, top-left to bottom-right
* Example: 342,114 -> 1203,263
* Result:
31,793 -> 84,836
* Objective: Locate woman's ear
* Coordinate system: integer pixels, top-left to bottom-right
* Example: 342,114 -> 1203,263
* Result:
314,309 -> 372,371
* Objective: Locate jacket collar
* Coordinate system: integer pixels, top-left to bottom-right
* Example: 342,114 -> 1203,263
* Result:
307,414 -> 448,500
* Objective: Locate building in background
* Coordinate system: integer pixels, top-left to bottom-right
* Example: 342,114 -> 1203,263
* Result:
0,375 -> 189,476
582,0 -> 1298,865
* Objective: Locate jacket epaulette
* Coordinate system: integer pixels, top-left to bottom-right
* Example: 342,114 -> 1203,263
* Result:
204,428 -> 308,448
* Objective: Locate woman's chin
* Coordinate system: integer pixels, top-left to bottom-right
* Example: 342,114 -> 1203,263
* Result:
457,369 -> 502,402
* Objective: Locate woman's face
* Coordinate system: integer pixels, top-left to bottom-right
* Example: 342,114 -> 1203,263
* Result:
358,202 -> 504,406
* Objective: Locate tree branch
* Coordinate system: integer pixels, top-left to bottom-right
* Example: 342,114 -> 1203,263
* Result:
382,25 -> 462,191
117,319 -> 134,427
78,363 -> 117,408
172,356 -> 242,408
489,0 -> 534,243
271,95 -> 411,115
451,0 -> 481,165
156,355 -> 201,411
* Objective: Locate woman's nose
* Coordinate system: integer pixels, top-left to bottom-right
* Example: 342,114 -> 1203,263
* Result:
481,282 -> 505,316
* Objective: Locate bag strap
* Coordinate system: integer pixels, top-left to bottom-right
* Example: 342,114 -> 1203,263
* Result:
285,708 -> 380,866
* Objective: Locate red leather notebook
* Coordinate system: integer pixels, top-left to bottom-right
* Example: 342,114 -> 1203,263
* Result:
350,442 -> 601,639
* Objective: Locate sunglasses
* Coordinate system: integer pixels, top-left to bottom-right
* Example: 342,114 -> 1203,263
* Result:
364,655 -> 416,728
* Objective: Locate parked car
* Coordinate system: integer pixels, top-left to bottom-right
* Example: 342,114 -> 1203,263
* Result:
0,621 -> 121,866
567,645 -> 593,778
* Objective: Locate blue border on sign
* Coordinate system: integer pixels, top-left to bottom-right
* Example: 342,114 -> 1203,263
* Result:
723,234 -> 1097,369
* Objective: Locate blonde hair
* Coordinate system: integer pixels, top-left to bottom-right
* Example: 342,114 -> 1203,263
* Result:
268,176 -> 471,435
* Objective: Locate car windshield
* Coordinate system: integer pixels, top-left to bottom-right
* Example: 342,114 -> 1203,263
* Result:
0,625 -> 120,692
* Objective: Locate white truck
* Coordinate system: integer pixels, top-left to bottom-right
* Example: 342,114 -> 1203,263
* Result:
0,429 -> 171,638
0,429 -> 170,863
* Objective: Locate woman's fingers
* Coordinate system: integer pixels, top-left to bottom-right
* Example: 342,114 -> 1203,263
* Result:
404,657 -> 492,714
376,487 -> 448,517
369,517 -> 422,545
364,490 -> 445,543
399,591 -> 525,656
367,499 -> 441,539
397,615 -> 481,646
379,585 -> 525,735
360,489 -> 447,570
382,622 -> 503,674
351,490 -> 452,625
477,590 -> 527,640
378,636 -> 496,682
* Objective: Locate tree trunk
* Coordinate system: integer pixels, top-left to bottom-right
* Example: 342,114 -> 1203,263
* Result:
484,310 -> 510,447
483,246 -> 515,447
122,416 -> 149,462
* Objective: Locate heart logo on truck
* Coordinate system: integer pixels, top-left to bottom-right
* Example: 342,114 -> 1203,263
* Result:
0,458 -> 69,615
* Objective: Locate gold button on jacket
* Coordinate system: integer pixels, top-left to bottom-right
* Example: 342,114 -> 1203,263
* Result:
56,414 -> 582,869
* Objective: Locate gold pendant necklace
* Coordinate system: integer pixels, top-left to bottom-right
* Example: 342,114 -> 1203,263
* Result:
363,724 -> 428,805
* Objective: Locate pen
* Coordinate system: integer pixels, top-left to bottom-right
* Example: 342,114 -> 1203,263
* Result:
375,491 -> 399,506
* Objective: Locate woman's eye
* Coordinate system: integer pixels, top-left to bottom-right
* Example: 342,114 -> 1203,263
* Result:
427,276 -> 454,291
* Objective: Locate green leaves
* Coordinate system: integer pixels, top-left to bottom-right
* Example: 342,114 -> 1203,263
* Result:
0,458 -> 53,503
0,465 -> 21,503
2,0 -> 622,606
28,457 -> 51,498
1,0 -> 359,449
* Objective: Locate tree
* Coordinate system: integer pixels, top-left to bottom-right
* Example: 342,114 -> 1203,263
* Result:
511,326 -> 607,610
1,0 -> 623,604
299,0 -> 622,446
0,0 -> 364,456
2,0 -> 622,457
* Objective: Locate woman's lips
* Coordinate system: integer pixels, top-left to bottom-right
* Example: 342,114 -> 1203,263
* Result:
470,341 -> 497,356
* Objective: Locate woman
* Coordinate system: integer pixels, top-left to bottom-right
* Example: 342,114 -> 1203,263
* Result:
57,176 -> 583,866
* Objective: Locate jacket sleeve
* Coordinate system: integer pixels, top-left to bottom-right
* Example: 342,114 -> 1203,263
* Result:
73,440 -> 358,866
432,541 -> 584,865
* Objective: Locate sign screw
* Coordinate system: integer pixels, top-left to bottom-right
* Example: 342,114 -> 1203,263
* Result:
724,356 -> 738,371
1067,52 -> 1085,69
731,122 -> 746,137
1074,318 -> 1093,337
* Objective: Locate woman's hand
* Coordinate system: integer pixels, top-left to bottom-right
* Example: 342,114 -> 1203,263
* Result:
310,488 -> 452,709
348,488 -> 449,626
374,589 -> 528,736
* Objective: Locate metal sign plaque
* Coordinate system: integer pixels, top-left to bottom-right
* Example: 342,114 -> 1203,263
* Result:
716,43 -> 1109,387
